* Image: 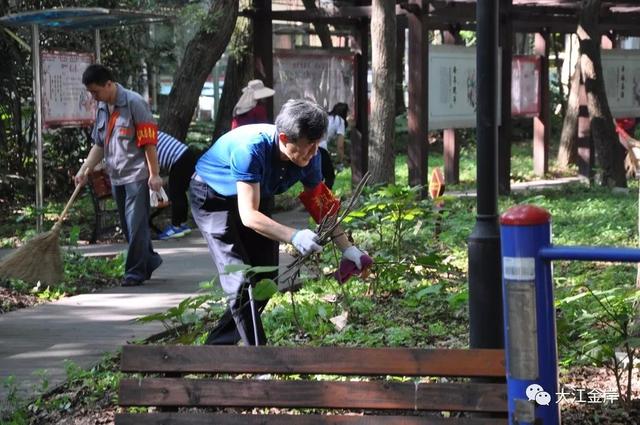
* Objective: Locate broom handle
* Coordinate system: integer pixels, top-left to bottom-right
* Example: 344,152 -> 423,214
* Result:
52,169 -> 91,231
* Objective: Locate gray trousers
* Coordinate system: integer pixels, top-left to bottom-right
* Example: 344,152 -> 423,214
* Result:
112,179 -> 162,282
189,177 -> 279,346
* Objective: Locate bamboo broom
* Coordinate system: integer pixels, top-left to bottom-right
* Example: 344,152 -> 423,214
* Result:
0,179 -> 87,285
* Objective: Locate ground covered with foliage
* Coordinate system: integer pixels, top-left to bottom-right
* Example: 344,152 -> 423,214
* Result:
1,139 -> 639,423
3,177 -> 638,424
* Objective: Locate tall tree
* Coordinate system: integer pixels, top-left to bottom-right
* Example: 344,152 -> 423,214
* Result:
577,0 -> 626,187
302,0 -> 333,48
159,0 -> 239,141
212,11 -> 253,142
395,19 -> 406,116
557,61 -> 581,168
368,0 -> 396,184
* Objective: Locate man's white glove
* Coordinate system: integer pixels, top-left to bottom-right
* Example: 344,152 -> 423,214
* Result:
291,229 -> 322,256
342,246 -> 366,270
150,186 -> 168,207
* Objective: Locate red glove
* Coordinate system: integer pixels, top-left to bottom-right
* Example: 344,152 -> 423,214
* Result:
334,247 -> 374,284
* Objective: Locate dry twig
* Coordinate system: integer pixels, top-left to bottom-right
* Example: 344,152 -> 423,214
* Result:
278,172 -> 372,292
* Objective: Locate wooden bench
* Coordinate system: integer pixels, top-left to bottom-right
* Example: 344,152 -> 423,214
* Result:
116,345 -> 507,424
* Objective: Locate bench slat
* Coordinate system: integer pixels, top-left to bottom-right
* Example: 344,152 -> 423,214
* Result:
121,346 -> 505,377
119,379 -> 507,412
116,413 -> 508,425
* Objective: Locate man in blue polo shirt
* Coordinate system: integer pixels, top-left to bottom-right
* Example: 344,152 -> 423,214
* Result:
190,99 -> 370,346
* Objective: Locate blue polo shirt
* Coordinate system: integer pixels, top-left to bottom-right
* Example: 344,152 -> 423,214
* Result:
195,124 -> 322,197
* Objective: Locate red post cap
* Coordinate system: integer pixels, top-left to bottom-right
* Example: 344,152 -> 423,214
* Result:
500,204 -> 551,225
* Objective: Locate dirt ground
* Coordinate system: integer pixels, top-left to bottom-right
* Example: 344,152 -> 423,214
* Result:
0,286 -> 42,314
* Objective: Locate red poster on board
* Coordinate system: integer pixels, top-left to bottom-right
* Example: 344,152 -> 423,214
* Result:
41,51 -> 96,128
512,55 -> 541,117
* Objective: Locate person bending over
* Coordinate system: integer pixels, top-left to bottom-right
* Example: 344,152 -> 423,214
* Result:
155,131 -> 197,240
190,99 -> 371,345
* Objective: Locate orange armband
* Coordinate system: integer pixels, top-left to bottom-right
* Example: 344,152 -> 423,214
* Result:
298,182 -> 341,223
135,122 -> 158,147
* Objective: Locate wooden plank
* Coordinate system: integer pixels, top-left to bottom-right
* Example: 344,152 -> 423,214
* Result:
121,346 -> 505,377
417,382 -> 507,413
118,379 -> 507,412
116,412 -> 509,425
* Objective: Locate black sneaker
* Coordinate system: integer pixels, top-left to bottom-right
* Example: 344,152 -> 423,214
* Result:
122,278 -> 142,287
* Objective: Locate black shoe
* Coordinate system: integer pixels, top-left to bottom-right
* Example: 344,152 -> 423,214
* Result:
122,278 -> 143,287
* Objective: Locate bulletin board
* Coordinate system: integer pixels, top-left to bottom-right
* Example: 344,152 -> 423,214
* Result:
273,50 -> 355,114
41,51 -> 95,128
511,55 -> 540,117
601,49 -> 640,118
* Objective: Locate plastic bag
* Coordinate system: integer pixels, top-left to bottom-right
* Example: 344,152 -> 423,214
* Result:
150,186 -> 168,208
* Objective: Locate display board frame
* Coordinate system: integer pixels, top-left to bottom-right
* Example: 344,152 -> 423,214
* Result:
41,50 -> 95,128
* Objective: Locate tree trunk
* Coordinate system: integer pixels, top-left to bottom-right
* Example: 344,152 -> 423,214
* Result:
551,32 -> 566,118
578,0 -> 627,187
368,0 -> 396,185
212,14 -> 254,143
302,0 -> 333,48
395,20 -> 406,116
557,61 -> 581,168
159,0 -> 238,141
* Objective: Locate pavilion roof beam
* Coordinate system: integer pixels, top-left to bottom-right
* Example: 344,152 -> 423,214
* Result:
257,1 -> 640,37
242,4 -> 412,24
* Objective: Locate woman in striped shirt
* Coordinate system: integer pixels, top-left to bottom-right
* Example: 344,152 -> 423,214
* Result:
156,131 -> 197,239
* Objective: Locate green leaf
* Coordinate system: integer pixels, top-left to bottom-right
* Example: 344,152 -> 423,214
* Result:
623,336 -> 640,348
415,253 -> 441,266
448,290 -> 469,309
252,279 -> 278,301
247,266 -> 279,274
224,264 -> 251,274
557,291 -> 589,304
415,284 -> 442,299
136,312 -> 167,323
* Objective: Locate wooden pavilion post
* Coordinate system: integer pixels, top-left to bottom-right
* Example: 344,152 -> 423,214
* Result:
443,28 -> 461,185
533,30 -> 550,176
351,18 -> 369,185
252,0 -> 274,120
407,0 -> 429,197
499,0 -> 513,195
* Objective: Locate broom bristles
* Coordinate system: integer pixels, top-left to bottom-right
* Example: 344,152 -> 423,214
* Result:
0,227 -> 63,285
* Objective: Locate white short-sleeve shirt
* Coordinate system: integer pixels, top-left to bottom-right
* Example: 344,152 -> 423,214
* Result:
319,115 -> 345,151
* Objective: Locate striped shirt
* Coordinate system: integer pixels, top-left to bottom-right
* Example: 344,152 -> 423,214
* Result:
157,131 -> 188,171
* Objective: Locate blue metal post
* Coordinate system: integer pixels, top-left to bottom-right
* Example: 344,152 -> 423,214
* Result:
500,205 -> 560,424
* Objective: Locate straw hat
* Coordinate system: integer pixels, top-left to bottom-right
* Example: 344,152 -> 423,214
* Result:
233,79 -> 275,116
247,79 -> 275,100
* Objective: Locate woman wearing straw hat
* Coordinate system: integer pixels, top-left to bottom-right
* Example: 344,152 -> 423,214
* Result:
231,79 -> 275,129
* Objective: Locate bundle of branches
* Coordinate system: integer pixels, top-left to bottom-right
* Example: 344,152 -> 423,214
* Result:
278,172 -> 372,292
